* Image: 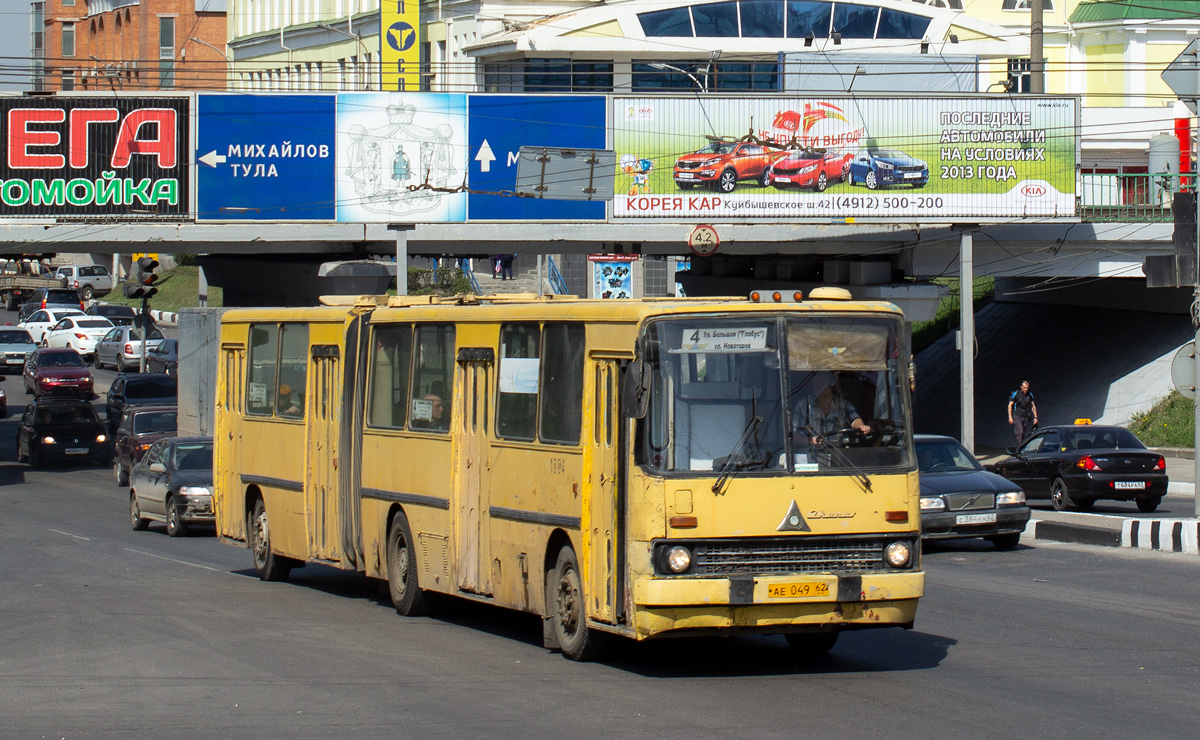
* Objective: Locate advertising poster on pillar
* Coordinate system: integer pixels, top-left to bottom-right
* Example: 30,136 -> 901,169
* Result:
0,96 -> 189,219
612,96 -> 1077,220
336,92 -> 468,223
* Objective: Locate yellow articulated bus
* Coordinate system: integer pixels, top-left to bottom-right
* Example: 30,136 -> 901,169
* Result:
212,287 -> 923,660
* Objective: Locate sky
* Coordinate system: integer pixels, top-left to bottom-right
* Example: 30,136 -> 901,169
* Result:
1,3 -> 33,92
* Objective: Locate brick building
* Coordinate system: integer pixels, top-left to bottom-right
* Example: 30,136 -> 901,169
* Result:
33,0 -> 228,92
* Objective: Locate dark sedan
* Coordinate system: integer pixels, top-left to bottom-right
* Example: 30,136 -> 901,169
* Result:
129,437 -> 214,537
917,434 -> 1030,549
113,405 -> 178,486
106,373 -> 177,433
989,424 -> 1167,512
23,347 -> 94,398
146,338 -> 178,378
84,304 -> 139,327
16,397 -> 110,468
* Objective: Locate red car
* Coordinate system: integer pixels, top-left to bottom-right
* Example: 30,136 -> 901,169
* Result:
673,141 -> 788,193
767,150 -> 853,192
23,347 -> 94,398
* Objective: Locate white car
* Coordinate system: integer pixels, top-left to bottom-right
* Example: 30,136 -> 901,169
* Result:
18,308 -> 86,345
43,316 -> 115,360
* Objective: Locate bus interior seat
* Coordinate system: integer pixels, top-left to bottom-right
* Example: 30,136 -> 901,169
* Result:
677,401 -> 748,471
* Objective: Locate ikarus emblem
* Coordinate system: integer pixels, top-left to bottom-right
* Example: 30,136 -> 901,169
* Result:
777,500 -> 811,532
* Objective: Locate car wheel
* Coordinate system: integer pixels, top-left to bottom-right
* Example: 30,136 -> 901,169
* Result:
116,355 -> 127,373
387,509 -> 437,616
114,460 -> 129,487
130,493 -> 149,531
80,285 -> 93,302
988,532 -> 1021,550
758,168 -> 771,188
1050,477 -> 1074,512
865,171 -> 879,190
717,169 -> 737,194
166,495 -> 187,537
785,631 -> 839,656
841,162 -> 851,182
249,498 -> 293,581
1136,497 -> 1161,513
549,546 -> 606,661
815,172 -> 828,192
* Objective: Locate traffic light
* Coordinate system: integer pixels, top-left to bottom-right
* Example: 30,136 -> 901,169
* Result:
122,256 -> 160,300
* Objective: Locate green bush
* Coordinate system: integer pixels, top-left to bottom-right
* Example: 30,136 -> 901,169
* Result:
1128,391 -> 1194,448
405,266 -> 473,296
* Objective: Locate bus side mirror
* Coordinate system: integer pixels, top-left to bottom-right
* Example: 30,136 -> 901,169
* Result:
621,359 -> 649,419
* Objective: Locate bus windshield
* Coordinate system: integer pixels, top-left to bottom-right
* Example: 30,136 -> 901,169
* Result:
640,315 -> 912,474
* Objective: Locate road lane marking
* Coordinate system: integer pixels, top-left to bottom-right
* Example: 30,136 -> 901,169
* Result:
48,528 -> 90,541
124,547 -> 221,572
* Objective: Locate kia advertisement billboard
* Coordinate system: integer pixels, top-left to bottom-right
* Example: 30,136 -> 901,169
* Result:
613,96 -> 1077,219
0,96 -> 190,220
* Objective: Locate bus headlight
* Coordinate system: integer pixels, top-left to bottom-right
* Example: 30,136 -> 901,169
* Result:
666,546 -> 692,573
884,541 -> 912,568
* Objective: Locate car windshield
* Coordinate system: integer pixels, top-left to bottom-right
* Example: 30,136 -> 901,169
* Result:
132,410 -> 177,435
39,352 -> 84,367
639,315 -> 912,475
0,330 -> 33,344
174,443 -> 213,470
37,404 -> 100,424
129,327 -> 165,341
695,141 -> 735,155
78,320 -> 112,329
46,291 -> 80,303
1069,427 -> 1146,451
126,379 -> 178,399
871,150 -> 907,159
95,306 -> 135,318
916,440 -> 982,473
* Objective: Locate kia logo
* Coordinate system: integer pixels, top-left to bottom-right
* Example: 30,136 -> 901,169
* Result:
1021,184 -> 1047,197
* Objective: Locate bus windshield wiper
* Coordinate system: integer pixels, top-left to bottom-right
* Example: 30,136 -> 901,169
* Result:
712,414 -> 765,495
804,425 -> 872,492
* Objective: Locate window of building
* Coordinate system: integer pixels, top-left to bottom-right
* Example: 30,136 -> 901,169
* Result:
632,61 -> 706,91
692,1 -> 740,37
633,60 -> 777,91
1007,57 -> 1031,93
159,17 -> 175,89
62,22 -> 75,58
525,58 -> 571,91
877,8 -> 931,39
740,0 -> 784,38
60,69 -> 75,91
367,325 -> 412,429
538,324 -> 584,445
484,60 -> 613,92
912,0 -> 963,9
1003,0 -> 1053,9
712,61 -> 779,90
62,0 -> 75,6
832,3 -> 879,38
639,6 -> 693,37
786,0 -> 832,38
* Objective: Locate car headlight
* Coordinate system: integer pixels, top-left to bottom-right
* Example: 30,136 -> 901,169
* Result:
703,157 -> 722,167
877,161 -> 894,170
95,434 -> 106,443
919,496 -> 946,511
800,165 -> 817,173
41,436 -> 56,445
179,486 -> 212,499
82,376 -> 92,382
996,491 -> 1026,505
666,545 -> 692,573
884,541 -> 912,568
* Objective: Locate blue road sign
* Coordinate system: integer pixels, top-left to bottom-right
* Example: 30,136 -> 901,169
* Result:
467,96 -> 607,221
196,94 -> 337,221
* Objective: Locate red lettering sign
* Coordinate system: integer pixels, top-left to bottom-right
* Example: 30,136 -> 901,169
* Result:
8,108 -> 65,169
112,108 -> 177,168
69,108 -> 119,168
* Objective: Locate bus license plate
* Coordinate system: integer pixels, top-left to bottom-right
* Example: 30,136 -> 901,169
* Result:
1114,481 -> 1145,490
767,581 -> 830,599
956,512 -> 997,525
65,448 -> 88,455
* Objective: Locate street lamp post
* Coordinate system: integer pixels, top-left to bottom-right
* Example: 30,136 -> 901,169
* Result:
648,62 -> 705,92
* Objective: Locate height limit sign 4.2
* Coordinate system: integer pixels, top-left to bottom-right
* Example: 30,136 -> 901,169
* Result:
688,224 -> 719,257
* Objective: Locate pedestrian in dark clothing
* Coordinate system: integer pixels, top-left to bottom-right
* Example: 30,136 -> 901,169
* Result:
500,254 -> 515,281
1007,380 -> 1038,446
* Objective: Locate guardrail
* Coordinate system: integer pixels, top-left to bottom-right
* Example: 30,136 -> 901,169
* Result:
547,256 -> 570,295
458,258 -> 482,295
1079,172 -> 1188,223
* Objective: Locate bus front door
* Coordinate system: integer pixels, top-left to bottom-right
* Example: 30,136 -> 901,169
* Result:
454,351 -> 493,596
587,359 -> 619,623
216,344 -> 245,541
305,348 -> 342,562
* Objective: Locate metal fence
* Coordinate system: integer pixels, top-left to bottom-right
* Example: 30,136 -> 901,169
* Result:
1078,172 -> 1187,223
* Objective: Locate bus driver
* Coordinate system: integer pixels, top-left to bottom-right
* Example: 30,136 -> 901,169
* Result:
792,371 -> 871,446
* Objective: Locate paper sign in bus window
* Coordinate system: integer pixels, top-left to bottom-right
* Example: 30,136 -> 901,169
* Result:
679,327 -> 768,353
248,383 -> 268,405
499,357 -> 539,393
411,397 -> 434,421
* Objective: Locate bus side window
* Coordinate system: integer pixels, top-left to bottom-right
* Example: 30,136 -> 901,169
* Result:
277,324 -> 308,419
539,324 -> 584,445
497,323 -> 539,440
367,325 -> 411,429
409,324 -> 454,433
247,324 -> 278,416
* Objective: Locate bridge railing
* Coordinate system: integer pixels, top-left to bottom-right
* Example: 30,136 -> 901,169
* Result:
546,256 -> 570,295
1079,172 -> 1188,223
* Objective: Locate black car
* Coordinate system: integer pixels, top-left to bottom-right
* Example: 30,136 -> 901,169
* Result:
15,397 -> 110,468
916,435 -> 1030,549
989,424 -> 1168,512
106,373 -> 178,433
129,437 -> 214,537
146,338 -> 178,378
84,303 -> 139,327
18,287 -> 85,322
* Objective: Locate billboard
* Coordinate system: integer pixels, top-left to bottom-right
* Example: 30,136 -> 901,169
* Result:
336,92 -> 468,223
381,1 -> 420,92
196,94 -> 336,221
0,96 -> 189,220
613,96 -> 1077,219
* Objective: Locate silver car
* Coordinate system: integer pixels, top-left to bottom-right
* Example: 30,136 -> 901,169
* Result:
94,325 -> 165,373
128,437 -> 215,537
0,327 -> 36,375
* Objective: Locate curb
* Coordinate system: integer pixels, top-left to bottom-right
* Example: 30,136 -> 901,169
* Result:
149,309 -> 178,326
1029,517 -> 1200,555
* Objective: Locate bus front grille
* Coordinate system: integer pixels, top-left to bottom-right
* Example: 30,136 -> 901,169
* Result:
692,538 -> 889,574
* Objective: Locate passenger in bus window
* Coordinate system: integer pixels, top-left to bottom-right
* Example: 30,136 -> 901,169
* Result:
278,384 -> 302,416
411,393 -> 446,431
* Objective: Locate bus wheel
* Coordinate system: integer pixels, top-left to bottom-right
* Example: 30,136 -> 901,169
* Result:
550,547 -> 605,661
387,511 -> 436,616
785,631 -> 839,656
250,498 -> 292,582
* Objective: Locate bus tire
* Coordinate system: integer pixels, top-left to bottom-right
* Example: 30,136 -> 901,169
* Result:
785,631 -> 839,656
387,510 -> 435,616
549,547 -> 606,662
250,498 -> 292,582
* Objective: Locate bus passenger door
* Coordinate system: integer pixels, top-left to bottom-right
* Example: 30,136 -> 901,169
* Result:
216,344 -> 245,541
587,360 -> 619,623
305,347 -> 341,562
454,349 -> 493,596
